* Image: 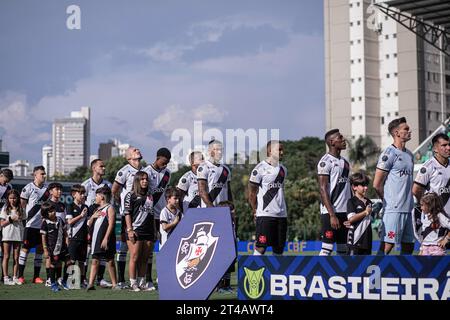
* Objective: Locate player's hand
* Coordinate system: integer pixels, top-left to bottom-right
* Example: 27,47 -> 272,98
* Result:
128,230 -> 136,244
330,215 -> 340,229
81,207 -> 88,217
343,220 -> 352,228
438,237 -> 449,248
44,249 -> 49,257
101,238 -> 108,250
365,205 -> 373,216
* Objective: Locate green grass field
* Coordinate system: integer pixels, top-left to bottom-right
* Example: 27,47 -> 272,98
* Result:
0,253 -> 238,300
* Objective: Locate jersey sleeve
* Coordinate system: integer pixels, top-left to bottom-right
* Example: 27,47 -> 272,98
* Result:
346,199 -> 356,219
376,150 -> 395,172
177,174 -> 190,192
114,167 -> 128,186
414,164 -> 431,187
249,165 -> 263,185
20,184 -> 31,200
0,207 -> 7,221
40,220 -> 48,235
160,208 -> 169,224
65,204 -> 73,220
317,159 -> 332,176
123,192 -> 132,215
196,163 -> 209,181
439,213 -> 450,229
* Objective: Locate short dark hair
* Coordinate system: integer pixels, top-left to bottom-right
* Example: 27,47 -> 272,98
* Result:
90,158 -> 103,169
432,133 -> 449,146
96,186 -> 112,203
266,140 -> 280,150
0,168 -> 13,181
71,184 -> 86,195
324,129 -> 340,141
156,147 -> 171,160
388,117 -> 407,135
350,172 -> 370,186
48,182 -> 63,191
41,201 -> 56,219
218,200 -> 235,211
165,186 -> 178,199
189,151 -> 203,164
33,166 -> 46,173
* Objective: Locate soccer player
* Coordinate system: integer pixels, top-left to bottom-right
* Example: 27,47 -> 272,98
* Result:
197,140 -> 232,207
40,202 -> 70,292
0,168 -> 13,281
373,117 -> 414,255
159,187 -> 182,249
111,146 -> 143,289
82,159 -> 113,288
177,151 -> 204,213
66,184 -> 89,288
142,147 -> 172,291
86,186 -> 118,290
317,129 -> 351,256
346,172 -> 373,255
18,166 -> 49,284
248,140 -> 287,256
123,171 -> 155,292
413,133 -> 450,212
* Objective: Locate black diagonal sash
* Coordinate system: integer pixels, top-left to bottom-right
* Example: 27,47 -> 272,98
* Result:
0,185 -> 11,206
188,195 -> 201,208
27,188 -> 50,222
152,171 -> 171,205
330,159 -> 350,205
262,167 -> 285,210
208,166 -> 230,203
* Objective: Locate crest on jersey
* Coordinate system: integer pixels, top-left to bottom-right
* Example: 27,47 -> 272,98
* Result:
420,167 -> 426,174
320,162 -> 326,167
382,155 -> 388,162
175,222 -> 219,289
181,178 -> 187,183
198,167 -> 203,172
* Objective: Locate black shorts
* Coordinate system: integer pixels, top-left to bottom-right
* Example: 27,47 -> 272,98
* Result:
321,213 -> 348,244
23,227 -> 42,249
92,251 -> 115,261
255,217 -> 287,252
68,240 -> 88,262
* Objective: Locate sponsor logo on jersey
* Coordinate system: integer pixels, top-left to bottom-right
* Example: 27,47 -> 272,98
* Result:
399,169 -> 412,177
243,267 -> 265,299
438,186 -> 450,194
267,182 -> 283,189
175,222 -> 219,289
152,187 -> 166,194
338,177 -> 349,184
211,182 -> 225,189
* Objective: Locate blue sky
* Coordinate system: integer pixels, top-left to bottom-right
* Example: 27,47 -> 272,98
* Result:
0,0 -> 324,165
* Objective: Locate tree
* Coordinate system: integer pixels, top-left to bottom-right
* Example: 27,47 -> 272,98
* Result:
67,166 -> 90,182
348,136 -> 380,171
104,156 -> 129,183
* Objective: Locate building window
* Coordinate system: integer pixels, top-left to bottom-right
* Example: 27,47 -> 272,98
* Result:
359,115 -> 363,120
350,22 -> 353,27
350,3 -> 353,7
357,21 -> 361,26
358,96 -> 362,101
386,54 -> 390,59
358,77 -> 362,82
428,111 -> 431,119
385,16 -> 388,21
394,72 -> 398,77
351,59 -> 354,64
352,116 -> 355,120
436,112 -> 440,121
386,73 -> 390,78
381,116 -> 384,125
351,97 -> 355,102
395,92 -> 398,96
358,58 -> 361,63
387,112 -> 391,116
357,2 -> 360,7
357,39 -> 361,44
394,53 -> 397,58
351,78 -> 354,83
350,40 -> 354,45
387,93 -> 391,97
385,35 -> 389,40
393,33 -> 397,38
395,111 -> 399,116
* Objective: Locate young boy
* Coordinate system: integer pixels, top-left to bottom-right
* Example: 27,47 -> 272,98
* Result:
66,184 -> 89,288
345,172 -> 373,255
159,187 -> 182,249
86,186 -> 118,290
40,202 -> 71,292
45,182 -> 67,287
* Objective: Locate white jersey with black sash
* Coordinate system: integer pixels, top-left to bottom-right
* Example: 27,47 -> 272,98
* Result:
0,183 -> 13,209
40,217 -> 67,256
91,204 -> 115,255
317,154 -> 351,214
115,164 -> 141,216
177,170 -> 200,213
143,164 -> 171,220
249,160 -> 287,218
196,159 -> 231,207
413,211 -> 450,245
82,177 -> 112,207
20,182 -> 50,229
414,157 -> 450,215
346,196 -> 373,249
123,192 -> 154,235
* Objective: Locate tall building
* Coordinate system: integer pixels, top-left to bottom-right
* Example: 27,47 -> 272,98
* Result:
98,139 -> 130,161
324,0 -> 450,151
42,145 -> 54,177
9,160 -> 30,177
0,139 -> 10,169
52,107 -> 90,176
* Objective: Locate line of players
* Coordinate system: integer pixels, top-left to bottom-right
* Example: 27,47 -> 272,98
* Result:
1,118 -> 449,292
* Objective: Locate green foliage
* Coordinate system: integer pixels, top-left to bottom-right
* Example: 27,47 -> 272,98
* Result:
104,156 -> 128,183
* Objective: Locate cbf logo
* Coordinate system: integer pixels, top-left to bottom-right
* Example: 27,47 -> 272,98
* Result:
175,222 -> 219,289
243,267 -> 265,299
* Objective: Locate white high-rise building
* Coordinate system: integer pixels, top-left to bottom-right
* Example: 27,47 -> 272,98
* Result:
325,0 -> 450,151
52,107 -> 91,176
9,160 -> 31,177
42,145 -> 54,177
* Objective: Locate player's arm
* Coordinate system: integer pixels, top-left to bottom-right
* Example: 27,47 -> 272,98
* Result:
101,206 -> 115,249
161,216 -> 180,233
124,193 -> 135,243
248,182 -> 259,220
412,183 -> 425,204
318,175 -> 340,229
373,169 -> 388,200
67,207 -> 88,226
198,180 -> 213,207
176,188 -> 187,208
111,181 -> 123,205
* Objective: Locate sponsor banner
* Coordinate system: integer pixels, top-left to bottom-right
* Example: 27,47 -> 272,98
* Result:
237,240 -> 422,254
157,207 -> 236,300
238,255 -> 450,300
